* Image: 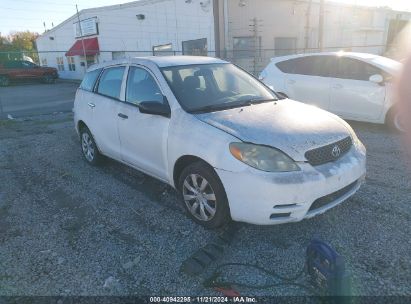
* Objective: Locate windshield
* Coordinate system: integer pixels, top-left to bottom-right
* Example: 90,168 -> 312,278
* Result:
161,63 -> 277,113
371,56 -> 402,74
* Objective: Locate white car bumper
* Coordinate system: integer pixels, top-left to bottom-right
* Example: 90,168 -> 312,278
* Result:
215,143 -> 366,225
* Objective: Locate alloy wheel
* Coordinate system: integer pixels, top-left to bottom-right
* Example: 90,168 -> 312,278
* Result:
182,174 -> 217,221
81,132 -> 95,162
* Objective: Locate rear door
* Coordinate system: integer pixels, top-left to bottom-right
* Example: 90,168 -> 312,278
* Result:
328,57 -> 386,121
280,56 -> 333,110
91,65 -> 126,160
116,65 -> 170,181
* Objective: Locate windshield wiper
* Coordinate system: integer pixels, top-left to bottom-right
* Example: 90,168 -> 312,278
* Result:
239,98 -> 277,106
190,98 -> 277,114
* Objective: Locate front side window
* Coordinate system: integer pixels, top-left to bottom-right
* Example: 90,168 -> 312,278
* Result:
80,68 -> 102,92
126,66 -> 163,105
97,66 -> 125,99
22,61 -> 36,68
334,58 -> 382,81
161,63 -> 276,113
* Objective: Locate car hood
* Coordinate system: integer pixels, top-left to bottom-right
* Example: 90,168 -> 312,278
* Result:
194,99 -> 352,161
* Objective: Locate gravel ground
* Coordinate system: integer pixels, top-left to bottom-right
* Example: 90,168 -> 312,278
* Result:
0,113 -> 410,296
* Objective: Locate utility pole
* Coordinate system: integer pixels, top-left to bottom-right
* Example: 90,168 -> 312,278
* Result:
318,0 -> 325,51
76,4 -> 87,71
249,17 -> 262,76
304,0 -> 313,52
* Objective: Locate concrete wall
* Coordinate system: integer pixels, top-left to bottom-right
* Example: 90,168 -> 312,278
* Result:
36,0 -> 216,79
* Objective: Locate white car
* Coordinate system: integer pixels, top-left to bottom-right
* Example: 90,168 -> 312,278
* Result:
74,56 -> 366,228
259,52 -> 403,131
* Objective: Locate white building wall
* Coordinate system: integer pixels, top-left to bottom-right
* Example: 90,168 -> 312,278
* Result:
36,0 -> 216,79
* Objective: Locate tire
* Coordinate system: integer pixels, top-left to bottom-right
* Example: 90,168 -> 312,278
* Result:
386,107 -> 405,133
43,74 -> 55,84
79,127 -> 102,166
178,161 -> 231,228
0,75 -> 9,87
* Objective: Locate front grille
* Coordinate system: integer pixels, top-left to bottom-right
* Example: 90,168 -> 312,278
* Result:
305,136 -> 352,166
308,180 -> 358,212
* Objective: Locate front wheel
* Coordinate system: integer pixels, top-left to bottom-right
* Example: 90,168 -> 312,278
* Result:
387,108 -> 405,133
0,75 -> 9,86
178,161 -> 231,229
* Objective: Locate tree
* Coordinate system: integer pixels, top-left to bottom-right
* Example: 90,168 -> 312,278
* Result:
9,31 -> 39,52
0,31 -> 39,62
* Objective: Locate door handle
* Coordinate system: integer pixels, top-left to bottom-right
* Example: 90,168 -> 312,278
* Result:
332,84 -> 343,89
118,113 -> 128,119
288,79 -> 296,85
87,102 -> 95,108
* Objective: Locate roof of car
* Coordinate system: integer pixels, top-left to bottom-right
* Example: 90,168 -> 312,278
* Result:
88,56 -> 228,71
270,52 -> 382,62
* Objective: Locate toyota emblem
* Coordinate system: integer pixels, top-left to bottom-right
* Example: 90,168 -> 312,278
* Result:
331,145 -> 341,158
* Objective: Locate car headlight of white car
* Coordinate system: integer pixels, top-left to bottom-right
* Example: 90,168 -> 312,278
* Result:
229,142 -> 300,172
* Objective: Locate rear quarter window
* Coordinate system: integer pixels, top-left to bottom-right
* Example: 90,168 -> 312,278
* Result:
80,68 -> 102,92
276,59 -> 295,74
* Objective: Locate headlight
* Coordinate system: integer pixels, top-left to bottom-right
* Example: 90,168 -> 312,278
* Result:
229,142 -> 300,172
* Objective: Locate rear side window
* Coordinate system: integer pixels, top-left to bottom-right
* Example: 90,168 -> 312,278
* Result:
276,56 -> 335,77
4,61 -> 22,68
97,66 -> 125,99
80,68 -> 102,92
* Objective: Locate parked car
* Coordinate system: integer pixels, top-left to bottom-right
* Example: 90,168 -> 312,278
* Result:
0,60 -> 58,86
74,56 -> 366,228
259,52 -> 404,131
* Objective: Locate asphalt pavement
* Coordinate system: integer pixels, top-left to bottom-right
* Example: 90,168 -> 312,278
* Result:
0,81 -> 78,118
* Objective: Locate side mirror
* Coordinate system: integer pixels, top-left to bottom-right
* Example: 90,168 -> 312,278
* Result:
369,74 -> 384,85
138,99 -> 171,118
276,92 -> 288,100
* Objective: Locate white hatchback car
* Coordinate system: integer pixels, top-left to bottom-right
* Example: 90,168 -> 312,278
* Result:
74,56 -> 366,228
259,52 -> 403,131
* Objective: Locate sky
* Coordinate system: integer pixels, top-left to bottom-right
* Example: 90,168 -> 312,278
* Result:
1,0 -> 411,35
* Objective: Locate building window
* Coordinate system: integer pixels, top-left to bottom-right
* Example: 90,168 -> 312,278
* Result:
56,57 -> 64,71
85,55 -> 95,67
67,57 -> 76,71
41,58 -> 48,66
112,51 -> 126,60
274,37 -> 297,56
233,36 -> 261,59
153,44 -> 173,56
182,38 -> 207,56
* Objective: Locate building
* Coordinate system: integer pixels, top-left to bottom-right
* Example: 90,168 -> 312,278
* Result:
36,0 -> 217,79
214,0 -> 411,74
36,0 -> 411,78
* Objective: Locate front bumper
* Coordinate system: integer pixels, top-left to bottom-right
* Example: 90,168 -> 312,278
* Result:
215,143 -> 366,225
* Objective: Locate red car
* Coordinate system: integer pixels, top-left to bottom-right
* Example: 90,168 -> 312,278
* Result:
0,60 -> 58,86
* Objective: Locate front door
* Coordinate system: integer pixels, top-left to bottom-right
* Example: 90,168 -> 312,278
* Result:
117,65 -> 170,181
328,57 -> 386,121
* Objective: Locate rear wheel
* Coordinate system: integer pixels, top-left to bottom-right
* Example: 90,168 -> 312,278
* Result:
80,127 -> 102,166
0,75 -> 9,87
178,161 -> 231,228
43,74 -> 55,84
386,108 -> 405,133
